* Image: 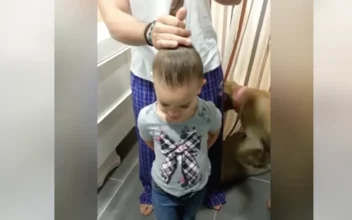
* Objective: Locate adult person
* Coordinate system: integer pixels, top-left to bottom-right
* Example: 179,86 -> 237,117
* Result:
98,0 -> 242,216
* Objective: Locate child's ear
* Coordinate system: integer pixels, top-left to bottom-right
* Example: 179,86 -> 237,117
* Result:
198,79 -> 207,95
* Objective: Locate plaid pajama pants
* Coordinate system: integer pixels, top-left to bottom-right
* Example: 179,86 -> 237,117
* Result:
131,66 -> 226,208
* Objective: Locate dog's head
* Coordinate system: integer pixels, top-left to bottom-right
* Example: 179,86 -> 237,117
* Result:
224,80 -> 271,142
235,133 -> 270,168
224,81 -> 267,112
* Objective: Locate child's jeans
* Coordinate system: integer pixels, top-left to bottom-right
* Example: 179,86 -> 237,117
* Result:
151,180 -> 206,220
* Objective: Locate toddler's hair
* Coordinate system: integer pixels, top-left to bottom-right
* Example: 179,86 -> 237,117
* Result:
152,46 -> 204,88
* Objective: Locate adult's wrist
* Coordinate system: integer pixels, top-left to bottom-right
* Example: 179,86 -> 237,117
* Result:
144,20 -> 156,46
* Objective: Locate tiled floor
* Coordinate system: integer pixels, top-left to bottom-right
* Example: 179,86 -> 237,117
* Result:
98,137 -> 271,220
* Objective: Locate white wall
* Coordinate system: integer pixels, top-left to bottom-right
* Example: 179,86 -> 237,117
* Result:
97,23 -> 134,169
0,0 -> 98,219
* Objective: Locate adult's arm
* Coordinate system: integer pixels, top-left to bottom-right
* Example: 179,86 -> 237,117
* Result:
214,0 -> 242,5
98,0 -> 148,45
98,0 -> 191,48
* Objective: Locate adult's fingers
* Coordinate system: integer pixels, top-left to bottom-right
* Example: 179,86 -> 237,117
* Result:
156,15 -> 186,29
157,33 -> 191,45
175,7 -> 187,21
153,23 -> 191,37
154,34 -> 192,49
154,39 -> 178,50
155,39 -> 192,50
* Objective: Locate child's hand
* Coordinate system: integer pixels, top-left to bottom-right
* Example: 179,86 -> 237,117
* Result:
207,130 -> 220,149
144,140 -> 155,151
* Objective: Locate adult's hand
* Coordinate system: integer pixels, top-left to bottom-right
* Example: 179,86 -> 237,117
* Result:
152,7 -> 192,49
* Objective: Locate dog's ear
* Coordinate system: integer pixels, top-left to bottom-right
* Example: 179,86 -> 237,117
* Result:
224,81 -> 236,95
223,93 -> 235,111
232,86 -> 247,104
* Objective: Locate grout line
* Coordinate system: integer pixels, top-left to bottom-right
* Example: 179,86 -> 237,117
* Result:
120,158 -> 139,185
250,177 -> 271,184
98,159 -> 139,219
213,210 -> 218,220
110,177 -> 123,183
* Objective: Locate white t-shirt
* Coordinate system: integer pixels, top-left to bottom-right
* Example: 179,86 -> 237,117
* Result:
128,0 -> 221,82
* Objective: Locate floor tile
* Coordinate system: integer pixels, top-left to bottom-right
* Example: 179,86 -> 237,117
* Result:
111,142 -> 139,181
216,179 -> 270,220
197,207 -> 216,220
99,162 -> 155,220
251,172 -> 271,182
98,179 -> 122,217
102,162 -> 216,220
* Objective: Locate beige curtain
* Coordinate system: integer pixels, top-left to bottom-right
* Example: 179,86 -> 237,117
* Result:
211,0 -> 271,139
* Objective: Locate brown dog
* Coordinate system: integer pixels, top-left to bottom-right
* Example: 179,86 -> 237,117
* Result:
224,81 -> 270,148
221,80 -> 271,208
220,131 -> 270,185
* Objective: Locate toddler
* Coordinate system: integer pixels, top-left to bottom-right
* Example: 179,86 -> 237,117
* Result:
137,46 -> 222,220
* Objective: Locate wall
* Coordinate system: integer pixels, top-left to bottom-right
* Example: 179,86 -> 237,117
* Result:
0,0 -> 98,219
271,0 -> 313,218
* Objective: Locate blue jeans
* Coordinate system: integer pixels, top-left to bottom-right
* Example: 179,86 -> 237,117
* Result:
152,180 -> 206,220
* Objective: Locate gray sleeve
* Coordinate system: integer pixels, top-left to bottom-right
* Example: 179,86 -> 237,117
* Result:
137,108 -> 153,141
207,101 -> 222,133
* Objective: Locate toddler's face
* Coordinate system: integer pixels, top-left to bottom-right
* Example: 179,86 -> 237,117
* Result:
154,79 -> 205,122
